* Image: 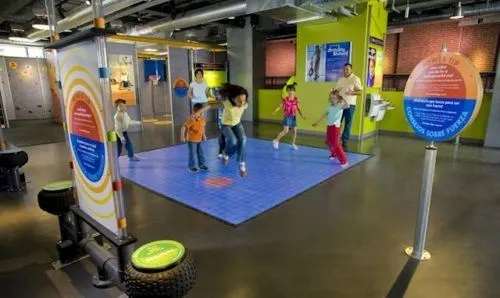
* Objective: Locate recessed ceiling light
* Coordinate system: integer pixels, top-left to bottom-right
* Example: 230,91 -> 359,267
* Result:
144,48 -> 158,52
228,17 -> 235,20
85,0 -> 91,5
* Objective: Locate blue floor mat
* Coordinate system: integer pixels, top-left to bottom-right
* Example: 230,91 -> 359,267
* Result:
119,138 -> 370,225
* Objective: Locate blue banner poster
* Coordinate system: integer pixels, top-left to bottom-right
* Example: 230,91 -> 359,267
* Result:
305,44 -> 326,82
325,42 -> 351,82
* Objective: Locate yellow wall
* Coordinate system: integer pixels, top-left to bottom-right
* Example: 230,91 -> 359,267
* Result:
379,91 -> 492,140
294,0 -> 387,137
258,89 -> 282,121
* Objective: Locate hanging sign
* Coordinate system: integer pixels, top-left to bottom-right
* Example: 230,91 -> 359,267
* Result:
404,52 -> 483,141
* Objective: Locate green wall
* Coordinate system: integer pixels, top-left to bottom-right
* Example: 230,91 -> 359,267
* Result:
293,0 -> 387,137
379,91 -> 493,140
258,89 -> 282,121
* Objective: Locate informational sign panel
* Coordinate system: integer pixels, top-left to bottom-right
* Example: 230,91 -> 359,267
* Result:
305,42 -> 351,83
404,52 -> 483,141
58,40 -> 118,234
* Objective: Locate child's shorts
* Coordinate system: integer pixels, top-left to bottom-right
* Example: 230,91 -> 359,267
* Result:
283,115 -> 297,128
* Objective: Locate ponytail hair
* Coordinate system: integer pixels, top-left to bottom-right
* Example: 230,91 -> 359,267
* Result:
219,83 -> 248,106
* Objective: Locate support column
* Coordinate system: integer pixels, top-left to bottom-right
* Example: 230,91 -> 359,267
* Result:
227,17 -> 266,122
484,53 -> 500,148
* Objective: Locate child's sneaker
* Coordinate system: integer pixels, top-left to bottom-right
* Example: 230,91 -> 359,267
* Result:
340,162 -> 349,168
273,140 -> 279,149
217,153 -> 223,159
329,155 -> 336,160
222,154 -> 229,165
199,165 -> 209,171
239,162 -> 247,177
188,167 -> 199,172
290,144 -> 299,150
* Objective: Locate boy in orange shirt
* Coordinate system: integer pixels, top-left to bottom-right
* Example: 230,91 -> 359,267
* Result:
181,103 -> 208,172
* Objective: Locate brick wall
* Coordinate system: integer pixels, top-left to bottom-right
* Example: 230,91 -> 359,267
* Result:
384,21 -> 500,74
265,39 -> 296,77
383,34 -> 398,74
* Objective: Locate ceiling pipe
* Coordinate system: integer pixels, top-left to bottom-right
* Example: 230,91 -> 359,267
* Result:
27,0 -> 145,41
390,2 -> 500,25
391,0 -> 400,13
80,0 -> 172,31
127,0 -> 247,36
394,0 -> 476,12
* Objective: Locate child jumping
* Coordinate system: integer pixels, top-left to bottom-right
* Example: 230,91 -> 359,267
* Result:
312,91 -> 349,167
272,84 -> 305,150
196,83 -> 249,177
114,99 -> 141,161
181,103 -> 208,172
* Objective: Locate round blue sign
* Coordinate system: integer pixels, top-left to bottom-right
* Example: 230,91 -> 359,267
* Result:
403,52 -> 483,142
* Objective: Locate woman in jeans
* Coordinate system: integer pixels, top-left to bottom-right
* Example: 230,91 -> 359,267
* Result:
197,84 -> 249,177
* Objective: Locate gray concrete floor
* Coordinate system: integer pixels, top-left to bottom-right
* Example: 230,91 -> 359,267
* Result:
1,121 -> 500,298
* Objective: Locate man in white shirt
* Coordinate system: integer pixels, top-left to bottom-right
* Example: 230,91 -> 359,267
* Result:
333,63 -> 363,149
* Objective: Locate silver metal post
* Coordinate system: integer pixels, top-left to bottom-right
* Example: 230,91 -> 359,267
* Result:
405,143 -> 437,260
92,0 -> 128,239
44,0 -> 58,41
454,135 -> 460,145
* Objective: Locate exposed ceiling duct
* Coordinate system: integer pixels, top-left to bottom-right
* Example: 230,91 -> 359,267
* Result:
391,2 -> 500,25
127,0 -> 248,36
0,0 -> 34,23
27,0 -> 145,41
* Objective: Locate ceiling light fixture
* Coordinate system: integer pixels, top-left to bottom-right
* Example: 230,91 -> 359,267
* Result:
450,2 -> 464,19
32,23 -> 50,30
287,15 -> 323,24
228,16 -> 235,20
8,36 -> 32,42
404,0 -> 410,19
85,0 -> 91,5
144,48 -> 158,52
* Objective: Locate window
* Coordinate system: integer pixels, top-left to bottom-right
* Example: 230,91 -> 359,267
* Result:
0,44 -> 27,57
27,47 -> 45,58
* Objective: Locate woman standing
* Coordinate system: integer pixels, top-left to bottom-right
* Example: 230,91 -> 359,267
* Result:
196,84 -> 249,177
188,69 -> 210,110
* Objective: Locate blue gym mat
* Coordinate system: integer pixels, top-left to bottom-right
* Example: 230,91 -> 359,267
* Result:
119,138 -> 370,225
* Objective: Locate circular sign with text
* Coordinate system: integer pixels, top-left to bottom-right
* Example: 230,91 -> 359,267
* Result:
68,91 -> 106,183
404,52 -> 483,142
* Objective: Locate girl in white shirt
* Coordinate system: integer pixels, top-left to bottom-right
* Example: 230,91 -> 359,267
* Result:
114,99 -> 141,161
188,69 -> 210,107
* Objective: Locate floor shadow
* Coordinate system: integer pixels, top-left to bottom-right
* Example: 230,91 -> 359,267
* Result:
386,257 -> 420,298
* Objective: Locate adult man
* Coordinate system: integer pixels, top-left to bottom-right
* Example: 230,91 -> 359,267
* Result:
333,63 -> 363,149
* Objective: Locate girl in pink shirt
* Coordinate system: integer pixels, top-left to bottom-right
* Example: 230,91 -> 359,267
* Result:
272,84 -> 305,150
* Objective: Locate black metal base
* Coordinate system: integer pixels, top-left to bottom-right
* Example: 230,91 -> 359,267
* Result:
56,239 -> 82,265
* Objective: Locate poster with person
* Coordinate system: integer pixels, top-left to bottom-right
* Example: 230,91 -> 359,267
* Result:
305,44 -> 326,82
306,42 -> 351,83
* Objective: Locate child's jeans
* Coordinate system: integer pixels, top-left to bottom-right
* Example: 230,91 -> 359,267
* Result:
117,131 -> 134,158
326,125 -> 348,165
221,123 -> 246,163
188,141 -> 206,169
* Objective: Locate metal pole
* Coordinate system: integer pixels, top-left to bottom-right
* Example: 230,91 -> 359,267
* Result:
44,0 -> 59,41
92,0 -> 129,239
454,135 -> 460,145
405,143 -> 437,260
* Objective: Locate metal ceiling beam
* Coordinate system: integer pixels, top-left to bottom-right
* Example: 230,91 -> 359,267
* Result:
390,2 -> 500,25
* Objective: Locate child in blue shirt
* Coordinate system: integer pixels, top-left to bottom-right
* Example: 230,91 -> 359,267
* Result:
312,91 -> 350,167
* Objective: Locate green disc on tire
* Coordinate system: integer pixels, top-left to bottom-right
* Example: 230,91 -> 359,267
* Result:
42,180 -> 73,192
131,240 -> 186,271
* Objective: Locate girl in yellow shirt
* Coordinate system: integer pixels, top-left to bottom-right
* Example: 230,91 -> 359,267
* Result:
196,84 -> 249,177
